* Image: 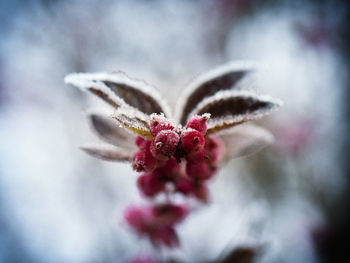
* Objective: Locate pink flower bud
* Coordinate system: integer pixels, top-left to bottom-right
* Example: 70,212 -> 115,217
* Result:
137,172 -> 166,197
186,161 -> 213,181
185,114 -> 209,135
150,114 -> 174,136
180,129 -> 205,154
150,130 -> 180,160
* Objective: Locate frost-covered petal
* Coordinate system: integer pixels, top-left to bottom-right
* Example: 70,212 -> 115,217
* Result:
176,61 -> 258,125
218,124 -> 274,165
80,143 -> 133,162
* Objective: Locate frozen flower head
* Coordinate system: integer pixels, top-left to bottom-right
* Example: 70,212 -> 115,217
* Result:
65,61 -> 282,248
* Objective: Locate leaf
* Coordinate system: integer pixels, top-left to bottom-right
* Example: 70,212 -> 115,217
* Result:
86,109 -> 137,151
64,74 -> 125,109
176,61 -> 259,125
218,124 -> 274,164
189,90 -> 282,134
65,72 -> 171,116
112,107 -> 153,140
80,144 -> 133,162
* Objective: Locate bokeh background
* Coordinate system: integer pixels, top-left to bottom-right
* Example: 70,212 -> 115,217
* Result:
0,0 -> 349,262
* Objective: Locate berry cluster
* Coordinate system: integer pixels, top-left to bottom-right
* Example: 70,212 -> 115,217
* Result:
124,203 -> 188,248
124,114 -> 224,247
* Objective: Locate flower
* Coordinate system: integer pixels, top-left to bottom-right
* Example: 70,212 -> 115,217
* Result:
65,61 -> 282,248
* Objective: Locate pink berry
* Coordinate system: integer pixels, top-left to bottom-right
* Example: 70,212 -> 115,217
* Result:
124,206 -> 152,235
151,226 -> 179,248
205,136 -> 224,164
185,114 -> 209,135
193,182 -> 209,203
186,161 -> 213,181
135,136 -> 146,148
175,176 -> 195,195
149,114 -> 174,137
186,149 -> 205,164
180,129 -> 205,154
137,172 -> 166,197
152,204 -> 188,226
150,130 -> 180,160
132,141 -> 157,172
154,157 -> 180,181
124,205 -> 181,248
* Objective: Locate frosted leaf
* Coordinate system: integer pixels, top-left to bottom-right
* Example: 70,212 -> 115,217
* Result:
65,72 -> 171,117
112,107 -> 153,139
218,124 -> 274,165
86,108 -> 137,151
64,74 -> 125,109
176,61 -> 259,125
189,90 -> 282,134
80,144 -> 133,162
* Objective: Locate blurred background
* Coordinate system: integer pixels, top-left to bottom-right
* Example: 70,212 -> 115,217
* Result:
0,0 -> 349,262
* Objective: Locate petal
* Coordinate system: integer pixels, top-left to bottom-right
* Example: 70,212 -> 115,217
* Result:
86,109 -> 137,151
218,124 -> 274,165
176,61 -> 258,125
80,144 -> 133,162
65,71 -> 171,117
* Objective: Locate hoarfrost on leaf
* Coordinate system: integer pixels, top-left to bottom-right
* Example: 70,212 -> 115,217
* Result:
80,143 -> 133,162
176,60 -> 260,125
112,107 -> 153,139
